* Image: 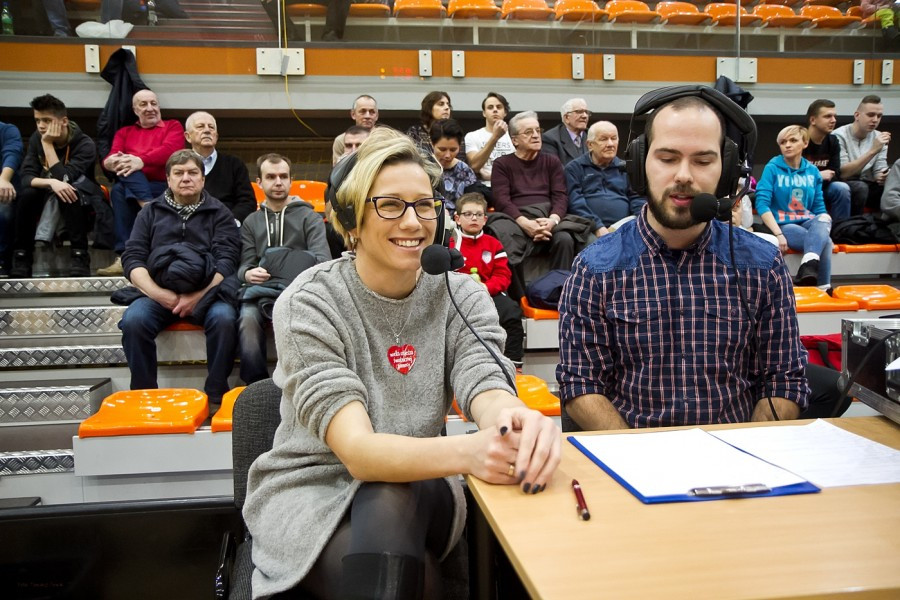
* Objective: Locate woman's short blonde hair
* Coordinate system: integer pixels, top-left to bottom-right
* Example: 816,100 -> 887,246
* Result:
776,125 -> 809,145
331,127 -> 442,246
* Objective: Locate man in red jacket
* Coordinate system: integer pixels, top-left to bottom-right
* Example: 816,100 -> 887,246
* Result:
450,192 -> 524,365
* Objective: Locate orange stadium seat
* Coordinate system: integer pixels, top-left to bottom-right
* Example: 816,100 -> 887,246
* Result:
290,180 -> 327,213
754,4 -> 812,27
285,3 -> 328,17
448,0 -> 502,19
836,243 -> 900,253
78,389 -> 209,438
349,3 -> 392,17
554,0 -> 607,22
393,0 -> 447,18
804,0 -> 846,6
164,320 -> 203,331
832,285 -> 900,310
755,0 -> 802,6
516,374 -> 561,416
846,5 -> 878,27
520,297 -> 560,320
606,0 -> 661,23
706,3 -> 762,26
800,4 -> 862,27
793,287 -> 860,312
657,2 -> 712,25
251,181 -> 266,205
211,386 -> 246,433
502,0 -> 554,20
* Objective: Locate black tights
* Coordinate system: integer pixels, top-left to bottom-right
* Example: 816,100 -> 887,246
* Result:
274,479 -> 454,600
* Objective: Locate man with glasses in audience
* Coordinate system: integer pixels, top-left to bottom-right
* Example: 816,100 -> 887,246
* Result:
542,98 -> 591,166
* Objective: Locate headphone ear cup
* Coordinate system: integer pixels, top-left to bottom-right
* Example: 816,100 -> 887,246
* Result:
433,203 -> 448,247
328,152 -> 359,231
625,135 -> 647,196
716,137 -> 740,199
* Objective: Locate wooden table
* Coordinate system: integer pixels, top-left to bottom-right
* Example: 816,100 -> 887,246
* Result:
467,417 -> 900,600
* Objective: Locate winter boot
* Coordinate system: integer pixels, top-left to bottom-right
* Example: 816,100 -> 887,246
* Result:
70,248 -> 92,277
794,259 -> 819,288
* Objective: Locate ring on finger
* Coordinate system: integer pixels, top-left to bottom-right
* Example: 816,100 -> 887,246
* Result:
506,464 -> 516,478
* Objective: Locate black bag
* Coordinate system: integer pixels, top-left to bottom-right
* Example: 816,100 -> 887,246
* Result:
830,214 -> 900,245
525,269 -> 571,310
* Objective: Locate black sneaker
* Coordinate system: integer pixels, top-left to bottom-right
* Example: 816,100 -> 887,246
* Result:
794,259 -> 819,287
9,249 -> 32,279
70,249 -> 91,277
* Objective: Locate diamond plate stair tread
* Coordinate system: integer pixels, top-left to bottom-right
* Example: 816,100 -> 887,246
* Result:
0,277 -> 128,297
0,345 -> 127,368
0,378 -> 111,424
0,307 -> 124,336
0,450 -> 75,476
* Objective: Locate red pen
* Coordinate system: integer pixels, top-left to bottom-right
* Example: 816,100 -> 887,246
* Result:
571,479 -> 591,521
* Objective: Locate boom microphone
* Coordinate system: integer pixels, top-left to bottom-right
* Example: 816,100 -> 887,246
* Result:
690,193 -> 732,223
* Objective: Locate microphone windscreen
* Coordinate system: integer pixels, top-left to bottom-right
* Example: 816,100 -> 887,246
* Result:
448,248 -> 465,271
421,245 -> 453,275
690,193 -> 721,223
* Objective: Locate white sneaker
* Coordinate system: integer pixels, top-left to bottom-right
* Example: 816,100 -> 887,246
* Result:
97,256 -> 123,276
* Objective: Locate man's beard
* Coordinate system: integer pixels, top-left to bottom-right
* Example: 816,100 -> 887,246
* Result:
647,186 -> 701,230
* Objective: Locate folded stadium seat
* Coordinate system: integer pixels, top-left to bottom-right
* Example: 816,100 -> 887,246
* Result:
285,3 -> 328,17
832,285 -> 900,310
289,180 -> 327,213
451,373 -> 560,419
519,296 -> 560,320
793,287 -> 860,313
251,181 -> 265,206
165,320 -> 203,331
800,4 -> 862,27
846,5 -> 878,27
606,0 -> 661,23
448,0 -> 502,19
78,388 -> 209,438
501,0 -> 554,20
705,3 -> 762,26
836,242 -> 900,253
657,2 -> 713,25
393,0 -> 447,18
349,2 -> 392,17
554,0 -> 608,22
754,0 -> 802,5
805,0 -> 847,6
753,4 -> 812,27
211,386 -> 246,433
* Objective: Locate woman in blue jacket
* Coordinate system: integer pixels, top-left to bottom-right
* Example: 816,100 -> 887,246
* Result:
755,125 -> 832,288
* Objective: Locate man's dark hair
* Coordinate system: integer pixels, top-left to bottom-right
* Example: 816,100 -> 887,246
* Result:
482,91 -> 510,114
344,125 -> 370,137
420,91 -> 451,128
860,94 -> 881,106
644,95 -> 725,148
429,118 -> 464,145
165,149 -> 205,176
256,153 -> 291,179
30,94 -> 67,118
806,99 -> 835,122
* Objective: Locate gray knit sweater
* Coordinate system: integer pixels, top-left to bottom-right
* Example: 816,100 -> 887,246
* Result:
243,256 -> 515,598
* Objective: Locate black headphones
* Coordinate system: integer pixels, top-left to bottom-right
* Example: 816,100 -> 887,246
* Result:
625,85 -> 758,200
326,150 -> 450,246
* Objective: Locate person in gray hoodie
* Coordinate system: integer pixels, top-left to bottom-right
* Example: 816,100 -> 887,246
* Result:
237,153 -> 330,384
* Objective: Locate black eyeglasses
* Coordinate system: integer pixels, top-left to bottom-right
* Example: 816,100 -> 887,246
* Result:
458,211 -> 485,219
366,196 -> 443,220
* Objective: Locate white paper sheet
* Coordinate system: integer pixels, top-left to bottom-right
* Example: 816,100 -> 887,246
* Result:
711,419 -> 900,488
570,428 -> 807,499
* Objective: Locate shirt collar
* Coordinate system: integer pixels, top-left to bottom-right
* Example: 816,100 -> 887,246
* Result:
635,205 -> 712,258
459,230 -> 483,240
203,150 -> 217,175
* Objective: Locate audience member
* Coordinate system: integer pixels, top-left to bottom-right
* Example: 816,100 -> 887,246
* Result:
406,91 -> 465,159
11,94 -> 98,278
862,0 -> 899,43
183,111 -> 256,224
430,119 -> 477,211
332,95 -> 379,165
803,99 -> 852,219
882,158 -> 900,221
450,192 -> 524,365
541,98 -> 590,165
756,125 -> 832,289
237,153 -> 330,384
465,92 -> 514,186
557,88 -> 810,432
261,0 -> 351,41
243,128 -> 558,599
565,121 -> 645,238
117,150 -> 239,407
334,125 -> 370,166
834,95 -> 891,213
0,120 -> 22,278
490,111 -> 579,295
98,89 -> 184,276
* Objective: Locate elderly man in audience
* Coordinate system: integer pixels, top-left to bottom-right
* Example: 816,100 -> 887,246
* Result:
237,153 -> 331,384
118,149 -> 240,407
803,99 -> 852,219
491,111 -> 580,297
565,121 -> 645,238
542,98 -> 590,166
332,95 -> 379,165
0,120 -> 23,278
465,91 -> 515,187
183,111 -> 256,224
99,89 -> 184,276
834,95 -> 891,214
11,94 -> 98,278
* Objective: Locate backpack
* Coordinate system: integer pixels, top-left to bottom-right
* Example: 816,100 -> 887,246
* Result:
525,269 -> 571,310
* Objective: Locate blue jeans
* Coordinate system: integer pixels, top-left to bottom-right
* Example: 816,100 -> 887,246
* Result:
782,215 -> 833,286
0,201 -> 11,267
41,0 -> 71,35
102,0 -> 124,22
238,302 -> 271,384
112,173 -> 167,254
823,181 -> 851,220
119,296 -> 237,403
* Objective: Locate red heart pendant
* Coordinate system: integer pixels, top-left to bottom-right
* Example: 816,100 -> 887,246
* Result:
387,344 -> 416,375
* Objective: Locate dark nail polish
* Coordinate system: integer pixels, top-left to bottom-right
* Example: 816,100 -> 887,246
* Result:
522,483 -> 531,493
531,485 -> 540,494
518,470 -> 526,483
499,426 -> 508,435
541,484 -> 547,492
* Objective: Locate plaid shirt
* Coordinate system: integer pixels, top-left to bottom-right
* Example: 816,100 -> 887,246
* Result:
557,208 -> 809,428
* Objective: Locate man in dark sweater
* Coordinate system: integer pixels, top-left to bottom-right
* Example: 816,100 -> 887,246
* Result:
184,111 -> 256,224
803,99 -> 852,219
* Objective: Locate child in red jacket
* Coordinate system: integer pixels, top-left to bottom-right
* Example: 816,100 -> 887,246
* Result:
450,193 -> 524,365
